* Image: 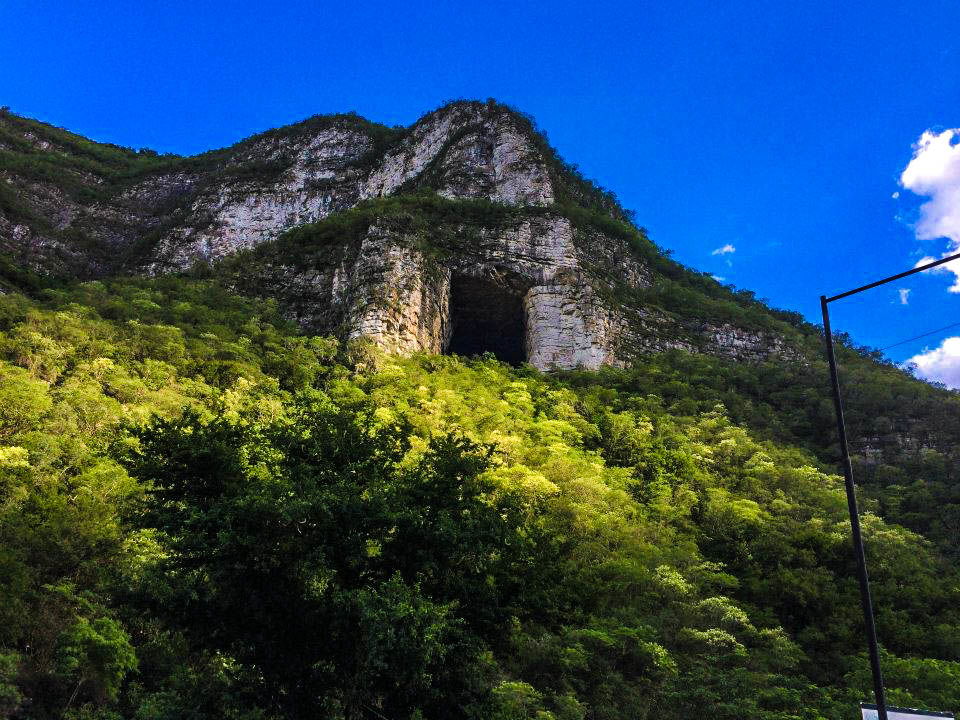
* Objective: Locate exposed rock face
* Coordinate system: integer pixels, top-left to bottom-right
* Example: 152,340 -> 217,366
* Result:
232,212 -> 643,370
1,101 -> 794,370
149,103 -> 556,271
341,225 -> 451,356
330,216 -> 637,370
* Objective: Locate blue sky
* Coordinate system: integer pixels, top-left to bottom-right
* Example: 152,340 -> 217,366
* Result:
2,1 -> 960,377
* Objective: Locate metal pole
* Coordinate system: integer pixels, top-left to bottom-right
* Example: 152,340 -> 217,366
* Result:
820,295 -> 888,720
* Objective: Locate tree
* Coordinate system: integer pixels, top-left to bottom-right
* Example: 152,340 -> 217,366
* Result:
122,400 -> 540,719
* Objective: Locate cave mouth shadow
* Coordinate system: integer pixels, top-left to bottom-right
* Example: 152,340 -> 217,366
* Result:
445,273 -> 528,364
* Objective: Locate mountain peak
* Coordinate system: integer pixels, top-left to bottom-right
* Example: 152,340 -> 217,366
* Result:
0,103 -> 796,370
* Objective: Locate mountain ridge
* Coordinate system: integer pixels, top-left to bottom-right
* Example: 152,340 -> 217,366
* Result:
1,100 -> 802,371
0,100 -> 621,274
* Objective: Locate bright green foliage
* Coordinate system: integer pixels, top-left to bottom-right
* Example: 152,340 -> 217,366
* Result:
58,615 -> 138,702
562,347 -> 960,562
1,276 -> 959,719
0,278 -> 333,718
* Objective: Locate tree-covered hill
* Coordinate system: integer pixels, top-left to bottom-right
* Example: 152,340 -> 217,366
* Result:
221,191 -> 960,563
3,99 -> 960,720
2,276 -> 959,719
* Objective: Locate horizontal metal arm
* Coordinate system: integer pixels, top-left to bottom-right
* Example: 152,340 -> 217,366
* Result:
826,251 -> 960,303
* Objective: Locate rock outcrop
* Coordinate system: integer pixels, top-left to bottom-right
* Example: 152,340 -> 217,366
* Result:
0,101 -> 795,370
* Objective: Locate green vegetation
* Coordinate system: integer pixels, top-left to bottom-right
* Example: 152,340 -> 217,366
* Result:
2,99 -> 960,718
1,95 -> 794,328
385,98 -> 630,220
561,348 -> 960,562
473,99 -> 630,219
232,192 -> 525,267
0,99 -> 638,272
1,276 -> 959,719
0,107 -> 405,198
0,109 -> 182,214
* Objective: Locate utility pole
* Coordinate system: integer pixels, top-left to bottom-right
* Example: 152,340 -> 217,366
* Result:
821,250 -> 960,720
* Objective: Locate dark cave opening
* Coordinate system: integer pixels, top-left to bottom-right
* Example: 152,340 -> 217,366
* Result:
446,274 -> 527,364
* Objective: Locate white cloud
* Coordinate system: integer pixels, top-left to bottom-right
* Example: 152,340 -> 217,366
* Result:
898,288 -> 911,305
901,129 -> 960,242
712,275 -> 726,282
711,244 -> 736,256
900,128 -> 960,290
912,254 -> 960,291
908,336 -> 960,388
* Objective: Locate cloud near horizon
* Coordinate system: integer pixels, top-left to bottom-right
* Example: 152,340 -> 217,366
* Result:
909,336 -> 960,388
900,128 -> 960,290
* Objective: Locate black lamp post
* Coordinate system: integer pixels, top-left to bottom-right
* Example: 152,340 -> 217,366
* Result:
820,251 -> 960,720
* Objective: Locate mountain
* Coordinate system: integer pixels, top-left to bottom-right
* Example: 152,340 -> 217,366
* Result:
1,102 -> 960,719
1,101 -> 798,370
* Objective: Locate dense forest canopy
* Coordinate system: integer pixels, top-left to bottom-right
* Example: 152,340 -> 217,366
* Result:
1,276 -> 960,719
2,99 -> 960,719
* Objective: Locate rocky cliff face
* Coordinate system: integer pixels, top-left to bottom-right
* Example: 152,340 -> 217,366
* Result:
336,215 -> 639,370
149,103 -> 556,269
0,101 -> 794,370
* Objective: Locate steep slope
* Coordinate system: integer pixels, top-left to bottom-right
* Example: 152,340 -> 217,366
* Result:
3,101 -> 960,556
217,191 -> 804,370
1,102 -> 794,370
1,277 -> 959,720
0,100 -> 612,276
0,105 -> 405,276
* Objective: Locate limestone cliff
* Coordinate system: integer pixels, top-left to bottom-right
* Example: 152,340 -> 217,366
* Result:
0,101 -> 800,370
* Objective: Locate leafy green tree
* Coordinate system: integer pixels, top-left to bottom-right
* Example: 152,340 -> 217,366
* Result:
122,400 -> 543,719
57,616 -> 138,706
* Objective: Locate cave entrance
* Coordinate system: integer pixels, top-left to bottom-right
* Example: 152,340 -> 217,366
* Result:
446,273 -> 528,364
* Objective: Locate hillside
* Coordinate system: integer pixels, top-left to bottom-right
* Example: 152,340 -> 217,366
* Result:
1,103 -> 960,719
1,102 -> 803,369
0,100 -> 620,277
